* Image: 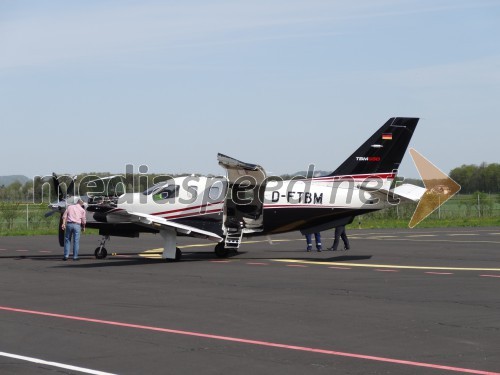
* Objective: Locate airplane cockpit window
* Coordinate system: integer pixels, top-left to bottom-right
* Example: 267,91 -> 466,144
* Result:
143,181 -> 172,196
153,185 -> 179,201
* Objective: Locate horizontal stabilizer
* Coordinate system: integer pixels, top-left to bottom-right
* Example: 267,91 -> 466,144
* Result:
358,183 -> 426,203
392,184 -> 427,202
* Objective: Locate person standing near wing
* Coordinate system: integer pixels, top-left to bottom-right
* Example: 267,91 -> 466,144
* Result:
61,198 -> 86,261
305,232 -> 322,252
328,225 -> 350,251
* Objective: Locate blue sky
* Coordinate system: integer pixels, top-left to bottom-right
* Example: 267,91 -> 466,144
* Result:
1,0 -> 499,179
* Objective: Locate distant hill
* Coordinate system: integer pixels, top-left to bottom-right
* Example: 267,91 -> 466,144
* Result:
0,175 -> 30,186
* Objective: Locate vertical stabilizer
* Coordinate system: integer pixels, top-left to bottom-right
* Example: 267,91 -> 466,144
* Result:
328,117 -> 419,176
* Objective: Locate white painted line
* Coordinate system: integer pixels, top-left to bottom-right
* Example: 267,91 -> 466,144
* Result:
375,269 -> 399,272
405,235 -> 436,238
0,351 -> 117,375
447,234 -> 478,236
425,272 -> 453,275
479,274 -> 500,278
286,265 -> 308,268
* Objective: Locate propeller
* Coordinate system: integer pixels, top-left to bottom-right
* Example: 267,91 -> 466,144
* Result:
47,173 -> 73,247
46,173 -> 81,247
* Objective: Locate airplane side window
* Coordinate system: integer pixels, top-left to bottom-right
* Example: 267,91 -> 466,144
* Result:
208,186 -> 220,200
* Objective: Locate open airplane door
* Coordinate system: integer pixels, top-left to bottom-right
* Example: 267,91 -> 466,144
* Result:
217,153 -> 267,250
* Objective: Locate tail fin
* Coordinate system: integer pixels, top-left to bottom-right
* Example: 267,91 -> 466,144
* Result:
328,117 -> 419,176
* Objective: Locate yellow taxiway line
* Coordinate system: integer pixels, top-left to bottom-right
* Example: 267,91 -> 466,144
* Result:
272,259 -> 500,272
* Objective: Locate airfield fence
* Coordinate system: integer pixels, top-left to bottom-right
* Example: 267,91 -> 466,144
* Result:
0,194 -> 498,234
363,193 -> 500,220
0,203 -> 59,232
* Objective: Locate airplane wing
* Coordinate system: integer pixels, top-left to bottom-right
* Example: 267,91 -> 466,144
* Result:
124,211 -> 223,242
359,183 -> 426,203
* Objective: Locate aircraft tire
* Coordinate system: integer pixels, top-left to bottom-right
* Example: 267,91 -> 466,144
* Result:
214,242 -> 229,258
95,247 -> 108,259
175,247 -> 182,261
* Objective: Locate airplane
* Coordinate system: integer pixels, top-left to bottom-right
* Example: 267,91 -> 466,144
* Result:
47,117 -> 429,261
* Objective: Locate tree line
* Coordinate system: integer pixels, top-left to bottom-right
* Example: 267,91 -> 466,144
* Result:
449,162 -> 500,194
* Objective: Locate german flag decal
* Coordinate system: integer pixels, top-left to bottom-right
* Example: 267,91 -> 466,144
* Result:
382,133 -> 392,140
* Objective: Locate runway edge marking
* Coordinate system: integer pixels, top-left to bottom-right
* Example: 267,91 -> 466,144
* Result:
0,306 -> 499,375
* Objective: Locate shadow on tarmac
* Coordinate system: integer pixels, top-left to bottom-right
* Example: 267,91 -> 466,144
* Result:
1,251 -> 372,268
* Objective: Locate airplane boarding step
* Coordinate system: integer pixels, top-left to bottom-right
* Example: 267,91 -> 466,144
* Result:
225,231 -> 244,249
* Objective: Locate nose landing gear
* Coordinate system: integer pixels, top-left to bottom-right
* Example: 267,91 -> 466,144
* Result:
95,235 -> 109,259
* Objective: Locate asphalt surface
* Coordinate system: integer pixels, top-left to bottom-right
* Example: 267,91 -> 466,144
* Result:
0,227 -> 499,375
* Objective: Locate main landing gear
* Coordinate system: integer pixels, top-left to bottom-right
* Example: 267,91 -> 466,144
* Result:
170,247 -> 182,262
95,235 -> 109,259
214,242 -> 239,258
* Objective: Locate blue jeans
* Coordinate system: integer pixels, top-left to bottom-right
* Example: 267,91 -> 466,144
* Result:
64,223 -> 81,259
305,233 -> 322,250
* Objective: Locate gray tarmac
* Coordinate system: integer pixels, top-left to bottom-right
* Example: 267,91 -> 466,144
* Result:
0,227 -> 499,374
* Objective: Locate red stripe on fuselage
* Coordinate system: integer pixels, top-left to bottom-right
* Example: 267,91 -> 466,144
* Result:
313,173 -> 396,181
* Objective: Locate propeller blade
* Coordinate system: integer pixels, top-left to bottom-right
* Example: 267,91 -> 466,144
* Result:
67,176 -> 77,197
44,211 -> 56,218
52,172 -> 65,201
58,216 -> 65,247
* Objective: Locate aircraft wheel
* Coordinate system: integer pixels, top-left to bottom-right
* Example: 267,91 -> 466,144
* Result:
175,247 -> 182,261
95,247 -> 108,259
214,242 -> 229,258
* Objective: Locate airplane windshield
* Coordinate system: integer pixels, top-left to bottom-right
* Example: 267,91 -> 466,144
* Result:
143,181 -> 172,195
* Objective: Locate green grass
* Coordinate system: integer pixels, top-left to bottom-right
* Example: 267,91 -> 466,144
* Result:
353,217 -> 500,230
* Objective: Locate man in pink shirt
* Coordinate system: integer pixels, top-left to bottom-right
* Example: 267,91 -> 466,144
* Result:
61,198 -> 86,260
